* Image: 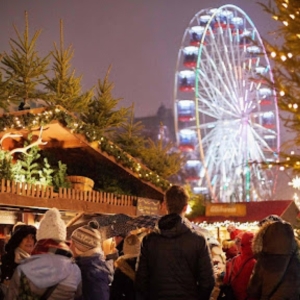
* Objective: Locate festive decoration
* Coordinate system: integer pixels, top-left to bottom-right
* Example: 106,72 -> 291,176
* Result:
259,0 -> 300,173
0,106 -> 171,191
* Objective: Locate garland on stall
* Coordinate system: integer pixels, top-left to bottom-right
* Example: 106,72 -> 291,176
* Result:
0,106 -> 171,191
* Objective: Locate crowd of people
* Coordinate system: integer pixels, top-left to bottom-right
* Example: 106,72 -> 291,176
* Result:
0,185 -> 299,299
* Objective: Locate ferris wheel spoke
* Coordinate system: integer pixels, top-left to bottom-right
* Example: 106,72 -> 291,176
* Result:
197,68 -> 241,116
199,50 -> 241,112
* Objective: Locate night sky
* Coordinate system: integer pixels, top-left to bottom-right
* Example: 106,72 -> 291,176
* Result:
1,0 -> 294,199
0,0 -> 276,117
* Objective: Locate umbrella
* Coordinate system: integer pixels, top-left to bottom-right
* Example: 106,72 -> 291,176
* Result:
67,213 -> 133,239
126,214 -> 162,230
100,222 -> 136,240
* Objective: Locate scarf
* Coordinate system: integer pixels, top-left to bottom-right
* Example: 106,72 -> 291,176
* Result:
31,239 -> 73,258
14,247 -> 31,263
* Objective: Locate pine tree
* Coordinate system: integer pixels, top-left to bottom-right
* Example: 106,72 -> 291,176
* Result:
259,0 -> 300,169
17,142 -> 42,184
44,20 -> 93,113
113,103 -> 147,158
0,55 -> 15,111
81,65 -> 130,138
1,11 -> 49,109
52,160 -> 70,192
139,137 -> 185,179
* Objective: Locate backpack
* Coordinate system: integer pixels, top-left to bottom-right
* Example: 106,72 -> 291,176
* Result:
17,272 -> 40,300
17,272 -> 57,300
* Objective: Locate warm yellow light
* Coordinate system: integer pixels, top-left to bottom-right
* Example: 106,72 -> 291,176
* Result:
281,55 -> 287,61
291,151 -> 295,155
288,53 -> 293,58
290,14 -> 295,19
288,103 -> 292,108
280,90 -> 285,96
291,176 -> 300,189
283,21 -> 288,26
293,103 -> 298,109
271,51 -> 276,58
272,15 -> 278,20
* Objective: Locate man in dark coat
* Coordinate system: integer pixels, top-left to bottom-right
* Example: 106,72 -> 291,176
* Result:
135,185 -> 215,300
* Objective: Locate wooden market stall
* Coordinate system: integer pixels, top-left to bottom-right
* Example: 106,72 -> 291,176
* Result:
0,106 -> 168,243
191,200 -> 300,241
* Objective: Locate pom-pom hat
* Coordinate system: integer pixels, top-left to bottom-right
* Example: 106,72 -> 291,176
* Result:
36,208 -> 66,241
71,220 -> 102,254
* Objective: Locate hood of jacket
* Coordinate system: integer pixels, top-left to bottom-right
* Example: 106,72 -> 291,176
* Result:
18,253 -> 80,289
155,213 -> 192,239
252,221 -> 297,256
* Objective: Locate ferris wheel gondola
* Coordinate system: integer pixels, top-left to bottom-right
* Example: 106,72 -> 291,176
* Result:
174,5 -> 280,203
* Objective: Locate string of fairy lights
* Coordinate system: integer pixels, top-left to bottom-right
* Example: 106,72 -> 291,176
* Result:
0,106 -> 171,191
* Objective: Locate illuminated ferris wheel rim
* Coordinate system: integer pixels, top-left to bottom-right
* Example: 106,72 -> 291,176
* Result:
174,4 -> 280,202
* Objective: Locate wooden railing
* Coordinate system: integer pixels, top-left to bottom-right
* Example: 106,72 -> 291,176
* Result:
0,179 -> 137,207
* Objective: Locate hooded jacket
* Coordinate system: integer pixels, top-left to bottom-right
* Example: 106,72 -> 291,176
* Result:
223,231 -> 256,300
5,240 -> 81,300
75,253 -> 114,300
247,221 -> 300,300
135,213 -> 215,300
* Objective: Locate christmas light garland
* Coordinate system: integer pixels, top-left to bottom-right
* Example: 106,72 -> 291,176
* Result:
0,106 -> 171,191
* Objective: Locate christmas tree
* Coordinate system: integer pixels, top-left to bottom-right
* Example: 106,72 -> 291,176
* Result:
1,11 -> 49,109
260,0 -> 300,170
114,103 -> 147,158
81,65 -> 130,139
44,20 -> 93,113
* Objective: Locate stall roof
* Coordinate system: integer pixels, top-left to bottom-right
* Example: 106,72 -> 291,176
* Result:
0,106 -> 167,202
192,200 -> 300,227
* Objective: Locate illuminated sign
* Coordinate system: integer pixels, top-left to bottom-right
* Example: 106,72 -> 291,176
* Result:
205,203 -> 246,217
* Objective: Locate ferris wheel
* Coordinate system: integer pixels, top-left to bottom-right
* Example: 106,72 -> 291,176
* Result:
174,5 -> 280,203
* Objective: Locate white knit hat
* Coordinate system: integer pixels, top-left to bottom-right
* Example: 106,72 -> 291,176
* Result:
71,220 -> 102,254
36,208 -> 66,241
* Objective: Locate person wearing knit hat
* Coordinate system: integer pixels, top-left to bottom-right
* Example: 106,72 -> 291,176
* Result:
0,224 -> 36,284
5,208 -> 81,299
70,220 -> 114,300
222,231 -> 256,300
110,234 -> 141,300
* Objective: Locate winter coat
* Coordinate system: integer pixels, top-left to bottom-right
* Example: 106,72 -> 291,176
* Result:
110,257 -> 137,300
135,213 -> 215,300
247,221 -> 300,300
5,253 -> 81,300
223,232 -> 256,300
0,254 -> 18,283
75,253 -> 114,300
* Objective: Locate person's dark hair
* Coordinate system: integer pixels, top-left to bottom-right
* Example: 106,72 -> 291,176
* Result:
165,185 -> 189,214
5,225 -> 37,254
